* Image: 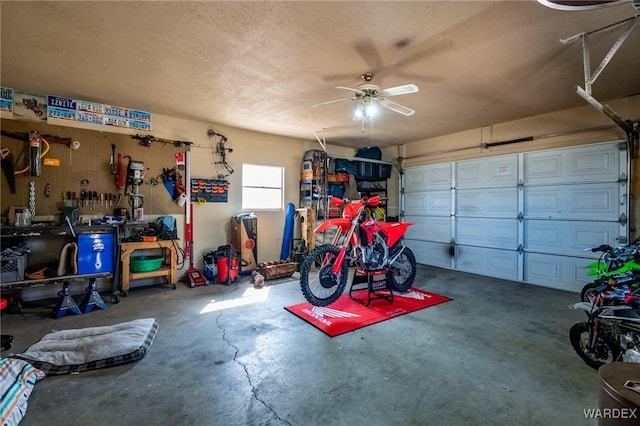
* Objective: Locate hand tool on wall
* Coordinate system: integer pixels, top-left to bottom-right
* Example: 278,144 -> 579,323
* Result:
93,191 -> 98,209
110,143 -> 116,174
1,147 -> 16,194
115,153 -> 124,189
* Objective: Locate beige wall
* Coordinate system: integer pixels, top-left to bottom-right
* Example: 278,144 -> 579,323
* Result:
147,114 -> 357,271
0,106 -> 365,277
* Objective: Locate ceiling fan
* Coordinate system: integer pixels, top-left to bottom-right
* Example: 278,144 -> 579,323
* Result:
314,72 -> 419,117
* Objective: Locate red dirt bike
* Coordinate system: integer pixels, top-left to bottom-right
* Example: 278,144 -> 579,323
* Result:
299,195 -> 417,306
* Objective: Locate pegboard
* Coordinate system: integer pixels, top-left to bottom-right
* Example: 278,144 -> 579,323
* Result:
0,118 -> 188,221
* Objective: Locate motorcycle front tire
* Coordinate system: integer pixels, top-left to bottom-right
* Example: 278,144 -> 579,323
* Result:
580,282 -> 599,302
300,245 -> 348,307
387,247 -> 417,292
569,322 -> 619,369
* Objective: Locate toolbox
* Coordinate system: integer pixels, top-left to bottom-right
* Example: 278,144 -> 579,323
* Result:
77,233 -> 115,274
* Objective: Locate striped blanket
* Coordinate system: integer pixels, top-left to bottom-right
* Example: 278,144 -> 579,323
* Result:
0,358 -> 45,426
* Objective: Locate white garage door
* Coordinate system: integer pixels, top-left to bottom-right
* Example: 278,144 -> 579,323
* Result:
403,141 -> 628,292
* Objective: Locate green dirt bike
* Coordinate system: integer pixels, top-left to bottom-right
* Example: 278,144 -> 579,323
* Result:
581,242 -> 640,302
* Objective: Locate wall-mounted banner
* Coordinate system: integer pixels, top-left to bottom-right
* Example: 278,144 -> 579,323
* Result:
13,91 -> 47,122
0,87 -> 13,119
47,95 -> 77,121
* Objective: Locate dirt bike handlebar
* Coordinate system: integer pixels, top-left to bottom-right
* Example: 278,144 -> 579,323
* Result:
583,244 -> 612,253
329,195 -> 381,207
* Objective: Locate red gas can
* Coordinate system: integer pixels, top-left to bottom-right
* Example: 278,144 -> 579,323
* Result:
215,246 -> 240,285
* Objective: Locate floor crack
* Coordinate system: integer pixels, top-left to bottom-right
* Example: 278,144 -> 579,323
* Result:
216,309 -> 291,425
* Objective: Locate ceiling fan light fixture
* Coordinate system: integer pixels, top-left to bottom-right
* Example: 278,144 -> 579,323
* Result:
353,104 -> 364,120
353,101 -> 378,120
365,103 -> 377,117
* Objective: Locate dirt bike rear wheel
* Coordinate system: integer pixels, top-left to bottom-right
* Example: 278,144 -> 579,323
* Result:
300,245 -> 348,307
569,322 -> 619,369
387,247 -> 416,292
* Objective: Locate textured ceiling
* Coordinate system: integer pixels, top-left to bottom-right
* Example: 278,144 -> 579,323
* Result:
1,1 -> 639,148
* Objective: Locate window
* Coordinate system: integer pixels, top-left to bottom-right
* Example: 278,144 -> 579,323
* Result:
242,164 -> 284,210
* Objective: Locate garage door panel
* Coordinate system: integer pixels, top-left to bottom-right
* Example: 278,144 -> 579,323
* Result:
456,155 -> 518,189
402,141 -> 626,293
524,183 -> 620,220
524,220 -> 620,255
406,239 -> 452,268
456,218 -> 518,249
405,164 -> 451,192
457,188 -> 518,217
405,216 -> 451,243
524,253 -> 593,292
524,144 -> 620,185
455,245 -> 518,281
405,191 -> 451,216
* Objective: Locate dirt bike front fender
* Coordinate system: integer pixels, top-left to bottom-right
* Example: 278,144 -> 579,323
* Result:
570,302 -> 594,312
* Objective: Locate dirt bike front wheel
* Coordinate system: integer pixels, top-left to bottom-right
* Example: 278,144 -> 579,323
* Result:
387,247 -> 416,292
569,322 -> 619,369
300,245 -> 348,307
580,282 -> 599,302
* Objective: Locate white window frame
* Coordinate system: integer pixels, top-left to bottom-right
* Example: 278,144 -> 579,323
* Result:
241,163 -> 284,211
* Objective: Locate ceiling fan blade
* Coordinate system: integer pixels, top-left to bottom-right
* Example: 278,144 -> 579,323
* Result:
380,99 -> 415,116
313,97 -> 356,107
381,84 -> 419,97
336,86 -> 366,95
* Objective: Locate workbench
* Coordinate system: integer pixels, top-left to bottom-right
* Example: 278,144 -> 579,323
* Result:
119,240 -> 178,295
1,223 -> 119,305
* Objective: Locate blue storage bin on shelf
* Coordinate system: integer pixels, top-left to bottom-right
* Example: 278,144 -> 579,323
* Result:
77,233 -> 115,274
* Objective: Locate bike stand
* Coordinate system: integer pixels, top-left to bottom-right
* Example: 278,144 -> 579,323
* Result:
79,278 -> 107,314
349,268 -> 393,307
54,281 -> 82,319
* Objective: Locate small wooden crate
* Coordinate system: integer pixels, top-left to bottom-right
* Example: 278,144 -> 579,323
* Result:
259,261 -> 297,280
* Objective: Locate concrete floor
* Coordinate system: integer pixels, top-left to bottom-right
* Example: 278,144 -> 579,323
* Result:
2,265 -> 600,426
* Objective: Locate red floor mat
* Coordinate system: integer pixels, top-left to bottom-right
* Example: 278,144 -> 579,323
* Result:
285,287 -> 452,337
